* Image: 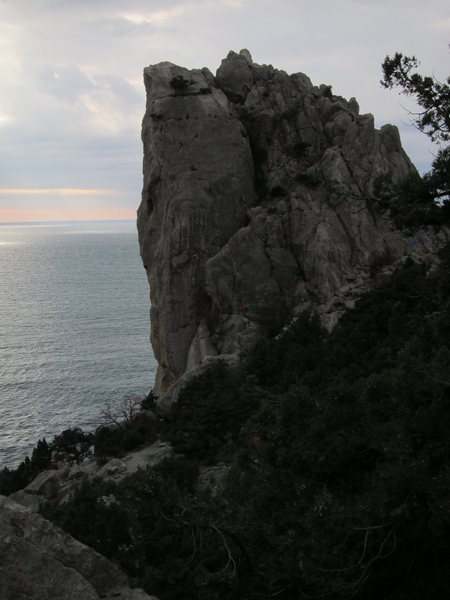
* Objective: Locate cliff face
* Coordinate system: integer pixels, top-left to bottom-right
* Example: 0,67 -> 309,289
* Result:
138,49 -> 441,396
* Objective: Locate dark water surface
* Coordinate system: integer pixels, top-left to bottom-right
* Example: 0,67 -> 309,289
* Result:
0,220 -> 156,468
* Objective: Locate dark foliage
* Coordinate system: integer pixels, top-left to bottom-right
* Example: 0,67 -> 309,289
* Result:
224,258 -> 450,599
373,169 -> 449,230
169,75 -> 191,92
141,390 -> 158,411
42,456 -> 233,600
52,427 -> 94,463
373,169 -> 450,230
0,439 -> 53,495
94,408 -> 158,460
42,253 -> 450,599
381,52 -> 449,143
163,362 -> 255,464
379,51 -> 450,223
43,477 -> 132,560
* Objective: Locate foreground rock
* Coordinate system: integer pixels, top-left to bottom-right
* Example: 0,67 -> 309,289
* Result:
138,49 -> 447,400
0,495 -> 157,600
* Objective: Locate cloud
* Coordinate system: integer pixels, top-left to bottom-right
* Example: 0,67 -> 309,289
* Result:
1,0 -> 449,221
38,65 -> 94,104
121,4 -> 194,26
430,17 -> 450,30
38,64 -> 141,109
0,111 -> 13,125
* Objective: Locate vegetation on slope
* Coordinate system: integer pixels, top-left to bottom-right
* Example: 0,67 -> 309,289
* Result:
0,399 -> 158,496
38,252 -> 450,600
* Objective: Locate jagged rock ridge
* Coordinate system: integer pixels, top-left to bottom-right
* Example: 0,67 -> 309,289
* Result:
138,49 -> 443,397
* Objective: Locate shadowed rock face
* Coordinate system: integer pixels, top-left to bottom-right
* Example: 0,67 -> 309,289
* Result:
138,49 -> 444,396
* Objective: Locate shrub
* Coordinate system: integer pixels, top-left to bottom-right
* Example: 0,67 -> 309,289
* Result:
140,390 -> 158,411
51,428 -> 94,463
163,362 -> 250,463
170,75 -> 190,92
373,171 -> 449,230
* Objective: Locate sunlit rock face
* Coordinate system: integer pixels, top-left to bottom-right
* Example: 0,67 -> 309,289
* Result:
138,49 -> 442,397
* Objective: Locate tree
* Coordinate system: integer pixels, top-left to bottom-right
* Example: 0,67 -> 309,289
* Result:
380,51 -> 450,221
30,438 -> 52,474
381,52 -> 450,143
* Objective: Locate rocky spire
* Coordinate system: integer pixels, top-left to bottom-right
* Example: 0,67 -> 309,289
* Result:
138,49 -> 443,396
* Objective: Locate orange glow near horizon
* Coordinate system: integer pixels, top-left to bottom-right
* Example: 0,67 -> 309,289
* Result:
0,207 -> 136,223
0,188 -> 114,196
0,188 -> 137,223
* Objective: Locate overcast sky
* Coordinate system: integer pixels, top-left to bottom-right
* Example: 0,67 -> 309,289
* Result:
0,0 -> 448,222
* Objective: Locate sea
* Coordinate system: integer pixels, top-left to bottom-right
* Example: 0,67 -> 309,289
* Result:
0,220 -> 157,469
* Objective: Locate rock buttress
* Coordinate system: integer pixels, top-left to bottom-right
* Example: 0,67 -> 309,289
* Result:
138,50 -> 445,397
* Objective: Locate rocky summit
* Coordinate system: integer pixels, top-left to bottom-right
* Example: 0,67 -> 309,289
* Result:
138,49 -> 444,398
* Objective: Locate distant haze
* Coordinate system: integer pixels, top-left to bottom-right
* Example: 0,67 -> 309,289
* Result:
0,0 -> 448,222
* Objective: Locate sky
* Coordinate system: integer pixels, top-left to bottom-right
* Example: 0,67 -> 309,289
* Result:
0,0 -> 448,222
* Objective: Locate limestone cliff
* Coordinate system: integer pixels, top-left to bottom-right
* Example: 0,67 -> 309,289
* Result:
138,49 -> 444,396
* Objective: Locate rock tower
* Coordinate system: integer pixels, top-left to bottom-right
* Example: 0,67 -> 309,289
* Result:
138,50 -> 441,396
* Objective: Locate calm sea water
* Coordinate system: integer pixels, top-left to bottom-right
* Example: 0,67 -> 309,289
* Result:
0,220 -> 157,469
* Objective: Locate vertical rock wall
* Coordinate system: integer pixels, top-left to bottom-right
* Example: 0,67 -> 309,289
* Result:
138,50 -> 443,396
137,60 -> 255,392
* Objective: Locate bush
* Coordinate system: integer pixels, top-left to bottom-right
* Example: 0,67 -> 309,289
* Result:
170,75 -> 190,92
373,171 -> 449,230
163,361 -> 255,463
43,477 -> 132,560
140,390 -> 158,411
51,428 -> 94,463
94,401 -> 158,459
